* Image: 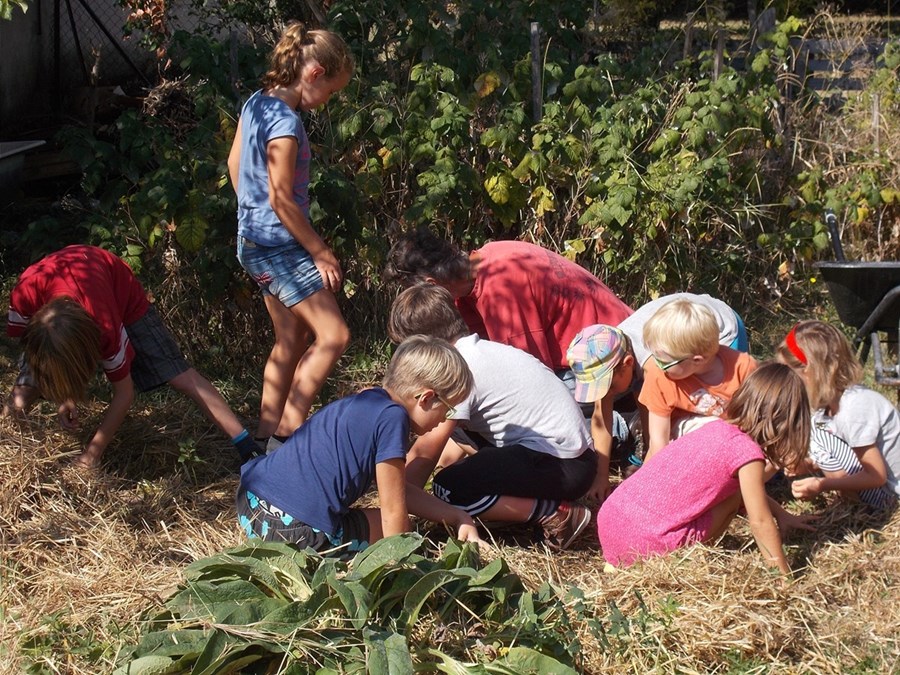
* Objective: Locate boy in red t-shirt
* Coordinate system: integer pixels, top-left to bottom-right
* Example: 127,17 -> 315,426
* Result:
4,245 -> 262,468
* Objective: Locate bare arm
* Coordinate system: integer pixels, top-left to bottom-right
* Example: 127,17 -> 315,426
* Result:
73,376 -> 135,469
227,117 -> 242,191
738,461 -> 791,575
405,484 -> 482,543
586,396 -> 614,502
643,411 -> 671,463
266,137 -> 342,292
405,419 -> 457,489
374,458 -> 411,538
792,444 -> 888,499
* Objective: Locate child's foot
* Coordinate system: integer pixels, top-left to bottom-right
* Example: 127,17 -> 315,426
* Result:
266,435 -> 288,454
235,435 -> 265,464
541,502 -> 591,551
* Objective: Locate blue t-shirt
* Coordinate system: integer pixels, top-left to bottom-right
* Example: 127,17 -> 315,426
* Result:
239,388 -> 410,535
236,90 -> 311,246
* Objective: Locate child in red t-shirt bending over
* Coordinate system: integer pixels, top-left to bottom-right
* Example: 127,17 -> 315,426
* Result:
4,245 -> 263,468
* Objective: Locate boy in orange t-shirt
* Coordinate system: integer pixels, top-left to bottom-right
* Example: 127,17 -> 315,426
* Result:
638,299 -> 757,463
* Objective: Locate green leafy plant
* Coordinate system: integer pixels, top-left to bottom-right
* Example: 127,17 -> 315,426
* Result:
116,534 -> 587,673
0,0 -> 27,21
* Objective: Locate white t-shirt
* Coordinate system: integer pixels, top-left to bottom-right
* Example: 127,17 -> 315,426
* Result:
453,334 -> 590,459
814,385 -> 900,497
617,293 -> 740,367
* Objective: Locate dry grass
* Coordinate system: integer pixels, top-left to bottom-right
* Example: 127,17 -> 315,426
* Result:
2,337 -> 899,674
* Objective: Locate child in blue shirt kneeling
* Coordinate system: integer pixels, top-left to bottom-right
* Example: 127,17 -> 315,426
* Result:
237,335 -> 481,555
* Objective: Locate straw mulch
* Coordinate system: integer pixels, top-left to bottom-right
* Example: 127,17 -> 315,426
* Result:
1,357 -> 899,674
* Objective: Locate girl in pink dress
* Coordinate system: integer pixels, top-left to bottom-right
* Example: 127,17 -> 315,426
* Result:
597,362 -> 817,574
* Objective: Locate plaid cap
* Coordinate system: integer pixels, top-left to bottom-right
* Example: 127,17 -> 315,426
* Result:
566,325 -> 627,403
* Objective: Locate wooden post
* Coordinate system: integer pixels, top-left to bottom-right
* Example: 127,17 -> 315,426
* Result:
683,11 -> 695,60
873,93 -> 881,155
530,22 -> 542,124
714,26 -> 725,80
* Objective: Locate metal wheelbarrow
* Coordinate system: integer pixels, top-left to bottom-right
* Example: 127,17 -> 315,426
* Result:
814,211 -> 900,390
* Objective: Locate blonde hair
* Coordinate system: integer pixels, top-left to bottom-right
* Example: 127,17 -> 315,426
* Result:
383,335 -> 473,404
388,283 -> 469,344
21,297 -> 100,403
724,361 -> 811,471
262,22 -> 355,88
643,299 -> 719,358
775,320 -> 862,410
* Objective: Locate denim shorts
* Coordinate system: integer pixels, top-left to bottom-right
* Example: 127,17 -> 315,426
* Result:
237,237 -> 324,308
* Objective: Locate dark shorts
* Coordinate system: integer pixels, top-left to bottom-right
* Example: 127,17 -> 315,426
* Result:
126,306 -> 190,392
235,488 -> 370,556
237,237 -> 324,308
431,444 -> 598,516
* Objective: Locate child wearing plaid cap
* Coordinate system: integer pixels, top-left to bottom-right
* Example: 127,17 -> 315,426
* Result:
567,295 -> 749,494
567,325 -> 639,502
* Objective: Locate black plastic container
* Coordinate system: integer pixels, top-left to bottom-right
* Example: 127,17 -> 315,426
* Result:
815,261 -> 900,331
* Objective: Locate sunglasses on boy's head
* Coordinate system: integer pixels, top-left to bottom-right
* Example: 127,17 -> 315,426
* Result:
415,391 -> 457,419
653,355 -> 688,371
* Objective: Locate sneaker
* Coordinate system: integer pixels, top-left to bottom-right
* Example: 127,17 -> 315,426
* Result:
541,502 -> 591,551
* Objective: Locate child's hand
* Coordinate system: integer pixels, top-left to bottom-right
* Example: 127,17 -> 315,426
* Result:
791,476 -> 824,500
312,248 -> 343,293
585,473 -> 611,504
57,400 -> 80,431
775,509 -> 819,537
456,521 -> 484,545
3,384 -> 39,418
783,457 -> 816,477
70,450 -> 102,470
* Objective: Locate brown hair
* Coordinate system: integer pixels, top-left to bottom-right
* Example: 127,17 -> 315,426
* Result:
262,22 -> 355,89
774,320 -> 861,410
388,283 -> 469,344
383,227 -> 472,287
723,361 -> 810,471
21,297 -> 100,403
383,334 -> 473,404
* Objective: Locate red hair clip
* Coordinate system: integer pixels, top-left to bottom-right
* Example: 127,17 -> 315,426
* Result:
785,323 -> 807,365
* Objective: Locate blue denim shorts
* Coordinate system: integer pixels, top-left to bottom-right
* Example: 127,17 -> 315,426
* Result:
237,237 -> 324,308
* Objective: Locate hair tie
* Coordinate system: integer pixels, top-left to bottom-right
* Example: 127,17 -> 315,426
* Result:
785,323 -> 807,365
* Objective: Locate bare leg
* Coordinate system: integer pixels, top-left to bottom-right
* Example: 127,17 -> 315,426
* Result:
256,295 -> 312,439
363,508 -> 385,543
274,289 -> 350,436
703,492 -> 743,544
436,437 -> 475,470
168,368 -> 245,438
477,496 -> 536,522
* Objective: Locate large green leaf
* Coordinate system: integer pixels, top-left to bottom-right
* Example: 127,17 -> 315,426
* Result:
346,533 -> 425,581
134,629 -> 211,659
329,578 -> 375,629
111,654 -> 180,675
365,630 -> 414,675
402,569 -> 463,630
484,647 -> 577,674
